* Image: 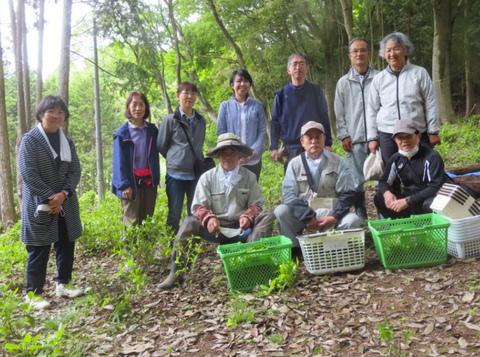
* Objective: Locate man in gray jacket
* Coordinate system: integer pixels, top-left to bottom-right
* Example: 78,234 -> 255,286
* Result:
334,38 -> 379,220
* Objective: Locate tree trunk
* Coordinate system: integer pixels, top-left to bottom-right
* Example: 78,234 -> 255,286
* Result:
322,0 -> 339,136
339,0 -> 354,41
176,23 -> 217,121
432,0 -> 457,123
166,0 -> 181,85
0,27 -> 17,228
9,0 -> 28,211
93,17 -> 105,204
58,0 -> 72,134
127,0 -> 172,113
36,0 -> 45,105
21,0 -> 32,129
464,0 -> 474,116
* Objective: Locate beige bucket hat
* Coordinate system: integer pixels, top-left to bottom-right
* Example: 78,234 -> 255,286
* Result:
206,133 -> 253,158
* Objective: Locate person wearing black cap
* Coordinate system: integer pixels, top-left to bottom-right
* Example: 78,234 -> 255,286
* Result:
157,133 -> 275,290
374,119 -> 446,219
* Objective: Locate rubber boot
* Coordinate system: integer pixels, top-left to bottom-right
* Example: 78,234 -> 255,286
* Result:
355,193 -> 368,221
157,252 -> 184,290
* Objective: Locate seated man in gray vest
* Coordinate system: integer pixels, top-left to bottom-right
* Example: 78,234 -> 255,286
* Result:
157,133 -> 275,290
274,121 -> 362,248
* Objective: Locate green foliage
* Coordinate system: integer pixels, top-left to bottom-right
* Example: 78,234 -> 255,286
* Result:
375,317 -> 413,357
226,297 -> 255,328
0,222 -> 26,282
259,259 -> 299,295
436,115 -> 480,167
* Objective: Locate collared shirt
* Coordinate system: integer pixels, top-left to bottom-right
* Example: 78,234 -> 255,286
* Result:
169,108 -> 196,180
128,120 -> 148,170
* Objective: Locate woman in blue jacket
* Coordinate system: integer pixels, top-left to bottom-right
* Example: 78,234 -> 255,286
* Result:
112,91 -> 160,226
217,69 -> 267,181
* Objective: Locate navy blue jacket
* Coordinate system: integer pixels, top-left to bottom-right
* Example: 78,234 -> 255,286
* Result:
112,121 -> 160,201
270,81 -> 332,150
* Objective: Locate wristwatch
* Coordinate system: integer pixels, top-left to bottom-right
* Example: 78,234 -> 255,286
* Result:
405,196 -> 412,206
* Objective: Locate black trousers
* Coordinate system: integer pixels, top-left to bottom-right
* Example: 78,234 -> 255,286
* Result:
26,216 -> 75,295
378,131 -> 432,164
373,190 -> 435,219
243,160 -> 262,182
284,147 -> 305,173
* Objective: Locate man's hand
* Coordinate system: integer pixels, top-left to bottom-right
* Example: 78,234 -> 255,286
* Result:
342,137 -> 353,153
270,150 -> 278,162
318,216 -> 338,230
239,217 -> 251,230
306,217 -> 320,231
48,193 -> 66,214
324,146 -> 333,152
207,217 -> 221,235
390,198 -> 409,212
429,134 -> 441,147
383,191 -> 397,210
368,140 -> 379,154
122,187 -> 133,199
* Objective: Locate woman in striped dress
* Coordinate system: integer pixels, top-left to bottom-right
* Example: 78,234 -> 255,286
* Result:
19,96 -> 83,310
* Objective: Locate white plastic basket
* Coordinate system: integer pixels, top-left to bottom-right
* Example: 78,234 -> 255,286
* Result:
297,229 -> 365,275
442,215 -> 480,242
447,238 -> 480,258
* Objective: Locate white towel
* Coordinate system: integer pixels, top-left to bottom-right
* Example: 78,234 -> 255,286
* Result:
37,123 -> 72,162
220,164 -> 242,188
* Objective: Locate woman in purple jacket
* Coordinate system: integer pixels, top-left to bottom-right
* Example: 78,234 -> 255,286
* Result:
112,91 -> 160,226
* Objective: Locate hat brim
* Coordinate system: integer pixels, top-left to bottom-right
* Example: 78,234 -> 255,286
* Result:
206,143 -> 253,158
391,129 -> 417,139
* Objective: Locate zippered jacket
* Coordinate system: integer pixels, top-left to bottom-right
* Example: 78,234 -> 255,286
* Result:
335,66 -> 379,143
157,108 -> 206,177
366,63 -> 440,141
378,145 -> 445,207
112,121 -> 160,201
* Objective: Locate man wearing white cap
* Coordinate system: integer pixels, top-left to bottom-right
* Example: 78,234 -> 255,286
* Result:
157,133 -> 275,289
274,121 -> 362,248
374,118 -> 445,219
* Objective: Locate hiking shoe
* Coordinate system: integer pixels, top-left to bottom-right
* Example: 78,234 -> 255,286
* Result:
25,295 -> 51,310
56,283 -> 84,298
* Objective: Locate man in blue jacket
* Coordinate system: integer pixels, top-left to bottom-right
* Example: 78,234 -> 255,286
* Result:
270,52 -> 333,171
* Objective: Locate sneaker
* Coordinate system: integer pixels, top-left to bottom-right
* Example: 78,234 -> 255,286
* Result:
56,283 -> 84,298
25,295 -> 51,310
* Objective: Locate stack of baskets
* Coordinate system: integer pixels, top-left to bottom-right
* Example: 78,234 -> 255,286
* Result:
430,183 -> 480,219
443,215 -> 480,258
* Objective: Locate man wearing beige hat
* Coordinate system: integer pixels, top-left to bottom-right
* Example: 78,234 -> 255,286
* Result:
274,121 -> 362,248
374,118 -> 445,219
157,133 -> 275,289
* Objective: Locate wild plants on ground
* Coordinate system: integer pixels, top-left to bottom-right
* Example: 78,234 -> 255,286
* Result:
376,317 -> 413,357
259,259 -> 299,294
225,296 -> 255,328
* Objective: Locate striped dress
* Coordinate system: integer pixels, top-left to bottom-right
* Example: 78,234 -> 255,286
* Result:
18,126 -> 82,246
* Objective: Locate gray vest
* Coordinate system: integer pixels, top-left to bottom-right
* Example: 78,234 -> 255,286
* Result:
291,152 -> 340,202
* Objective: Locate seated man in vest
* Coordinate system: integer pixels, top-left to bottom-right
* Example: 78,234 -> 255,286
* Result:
157,133 -> 275,289
374,119 -> 445,219
274,121 -> 362,248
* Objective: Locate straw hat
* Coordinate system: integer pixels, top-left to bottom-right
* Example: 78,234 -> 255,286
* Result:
206,133 -> 253,158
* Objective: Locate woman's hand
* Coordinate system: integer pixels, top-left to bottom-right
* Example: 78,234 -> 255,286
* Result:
48,192 -> 66,214
122,187 -> 133,199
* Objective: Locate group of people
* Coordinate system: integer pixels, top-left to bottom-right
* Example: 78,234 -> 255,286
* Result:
20,31 -> 448,309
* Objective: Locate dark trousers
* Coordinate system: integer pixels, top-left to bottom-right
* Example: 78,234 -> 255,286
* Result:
165,173 -> 198,235
284,147 -> 305,173
378,131 -> 432,164
373,190 -> 435,219
243,160 -> 262,182
26,216 -> 75,295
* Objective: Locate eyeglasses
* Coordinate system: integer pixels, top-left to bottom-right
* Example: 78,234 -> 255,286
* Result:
290,61 -> 307,68
350,48 -> 368,54
218,149 -> 239,157
179,92 -> 197,97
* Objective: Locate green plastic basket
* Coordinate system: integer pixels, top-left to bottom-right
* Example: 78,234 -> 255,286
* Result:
368,214 -> 450,270
216,236 -> 292,292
